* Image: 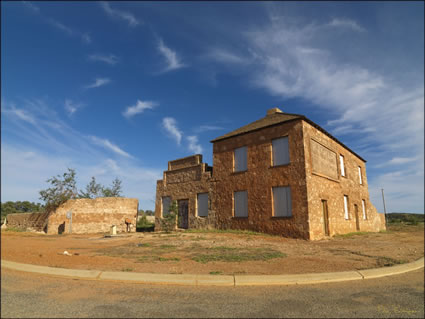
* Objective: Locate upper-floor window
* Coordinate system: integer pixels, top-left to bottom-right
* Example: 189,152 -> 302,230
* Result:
272,186 -> 292,217
234,190 -> 248,217
343,195 -> 349,220
340,155 -> 346,177
272,136 -> 290,166
358,166 -> 363,184
162,196 -> 171,217
234,146 -> 247,172
197,193 -> 208,217
362,199 -> 367,220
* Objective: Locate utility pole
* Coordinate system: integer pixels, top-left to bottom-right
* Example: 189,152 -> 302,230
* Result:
381,188 -> 387,225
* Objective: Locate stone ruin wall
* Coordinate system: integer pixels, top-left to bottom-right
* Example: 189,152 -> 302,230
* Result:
212,120 -> 310,239
4,211 -> 51,232
47,197 -> 138,234
302,121 -> 386,240
155,155 -> 216,231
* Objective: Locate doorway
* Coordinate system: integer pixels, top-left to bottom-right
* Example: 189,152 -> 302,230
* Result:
178,199 -> 189,229
354,204 -> 360,231
322,200 -> 330,236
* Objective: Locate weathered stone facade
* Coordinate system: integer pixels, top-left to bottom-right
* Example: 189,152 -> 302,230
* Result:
4,211 -> 51,232
155,108 -> 386,239
155,155 -> 216,231
47,197 -> 138,234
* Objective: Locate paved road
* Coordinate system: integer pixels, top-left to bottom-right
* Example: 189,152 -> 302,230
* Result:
1,268 -> 424,318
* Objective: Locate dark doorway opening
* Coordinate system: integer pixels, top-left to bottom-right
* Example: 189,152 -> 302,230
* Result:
178,199 -> 189,229
354,204 -> 360,231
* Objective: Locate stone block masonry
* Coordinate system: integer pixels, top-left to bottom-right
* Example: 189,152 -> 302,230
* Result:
47,197 -> 138,234
5,211 -> 51,232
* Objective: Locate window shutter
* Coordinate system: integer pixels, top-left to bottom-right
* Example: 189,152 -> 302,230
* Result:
197,193 -> 208,217
234,191 -> 248,217
272,137 -> 289,166
358,166 -> 362,184
162,197 -> 171,216
273,186 -> 292,217
234,147 -> 247,172
344,195 -> 349,219
340,155 -> 345,176
362,199 -> 367,220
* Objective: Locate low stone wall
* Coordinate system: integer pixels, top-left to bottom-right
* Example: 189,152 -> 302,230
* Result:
5,212 -> 51,232
47,197 -> 138,234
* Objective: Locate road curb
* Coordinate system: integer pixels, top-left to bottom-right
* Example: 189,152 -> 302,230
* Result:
1,257 -> 423,286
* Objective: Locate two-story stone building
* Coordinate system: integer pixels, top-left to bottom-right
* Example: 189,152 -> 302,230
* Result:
155,108 -> 385,240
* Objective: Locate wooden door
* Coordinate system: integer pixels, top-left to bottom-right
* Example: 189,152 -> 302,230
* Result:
354,204 -> 360,231
178,199 -> 189,229
322,200 -> 330,236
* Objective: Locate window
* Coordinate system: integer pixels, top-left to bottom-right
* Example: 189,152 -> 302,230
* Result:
362,199 -> 367,220
343,195 -> 349,220
272,136 -> 290,166
234,146 -> 247,172
162,196 -> 171,216
358,166 -> 363,184
340,155 -> 346,177
197,193 -> 208,217
234,191 -> 248,217
272,186 -> 292,217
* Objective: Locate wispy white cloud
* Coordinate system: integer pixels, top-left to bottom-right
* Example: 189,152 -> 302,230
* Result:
48,18 -> 74,35
3,106 -> 36,124
100,1 -> 140,27
22,1 -> 40,13
328,18 -> 366,32
194,125 -> 225,133
162,117 -> 182,145
81,33 -> 92,44
84,77 -> 111,89
64,99 -> 84,116
89,136 -> 132,158
88,53 -> 119,65
157,38 -> 186,72
207,48 -> 251,65
187,135 -> 202,154
123,99 -> 156,118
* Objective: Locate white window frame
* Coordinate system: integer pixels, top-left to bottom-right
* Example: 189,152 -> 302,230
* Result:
197,193 -> 209,217
358,166 -> 363,184
272,186 -> 292,217
272,136 -> 290,166
234,191 -> 248,217
340,155 -> 346,177
362,199 -> 367,220
234,146 -> 247,172
343,195 -> 349,220
161,196 -> 171,217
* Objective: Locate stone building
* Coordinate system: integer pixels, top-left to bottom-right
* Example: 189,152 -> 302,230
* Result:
6,197 -> 138,234
155,108 -> 386,240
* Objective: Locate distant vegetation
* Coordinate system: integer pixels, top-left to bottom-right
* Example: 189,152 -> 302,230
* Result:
386,213 -> 424,225
1,201 -> 44,223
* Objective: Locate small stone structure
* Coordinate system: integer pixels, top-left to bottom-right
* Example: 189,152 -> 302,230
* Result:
155,107 -> 386,240
4,197 -> 138,234
47,197 -> 138,234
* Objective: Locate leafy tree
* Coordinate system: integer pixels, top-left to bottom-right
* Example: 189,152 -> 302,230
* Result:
79,176 -> 102,199
160,200 -> 177,233
144,210 -> 154,216
101,178 -> 122,197
39,168 -> 78,212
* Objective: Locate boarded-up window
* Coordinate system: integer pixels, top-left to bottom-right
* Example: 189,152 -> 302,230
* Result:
234,191 -> 248,217
272,137 -> 290,166
358,166 -> 363,184
162,197 -> 171,216
344,195 -> 349,220
273,186 -> 292,217
340,155 -> 345,177
362,199 -> 367,220
197,193 -> 208,217
310,139 -> 338,180
234,146 -> 247,172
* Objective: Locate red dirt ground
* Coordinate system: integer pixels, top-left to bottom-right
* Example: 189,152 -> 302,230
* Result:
1,224 -> 423,275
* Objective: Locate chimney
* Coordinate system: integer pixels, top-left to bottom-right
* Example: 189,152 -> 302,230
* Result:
267,107 -> 283,116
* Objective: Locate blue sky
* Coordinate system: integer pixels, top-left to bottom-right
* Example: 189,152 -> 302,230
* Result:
2,1 -> 424,213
